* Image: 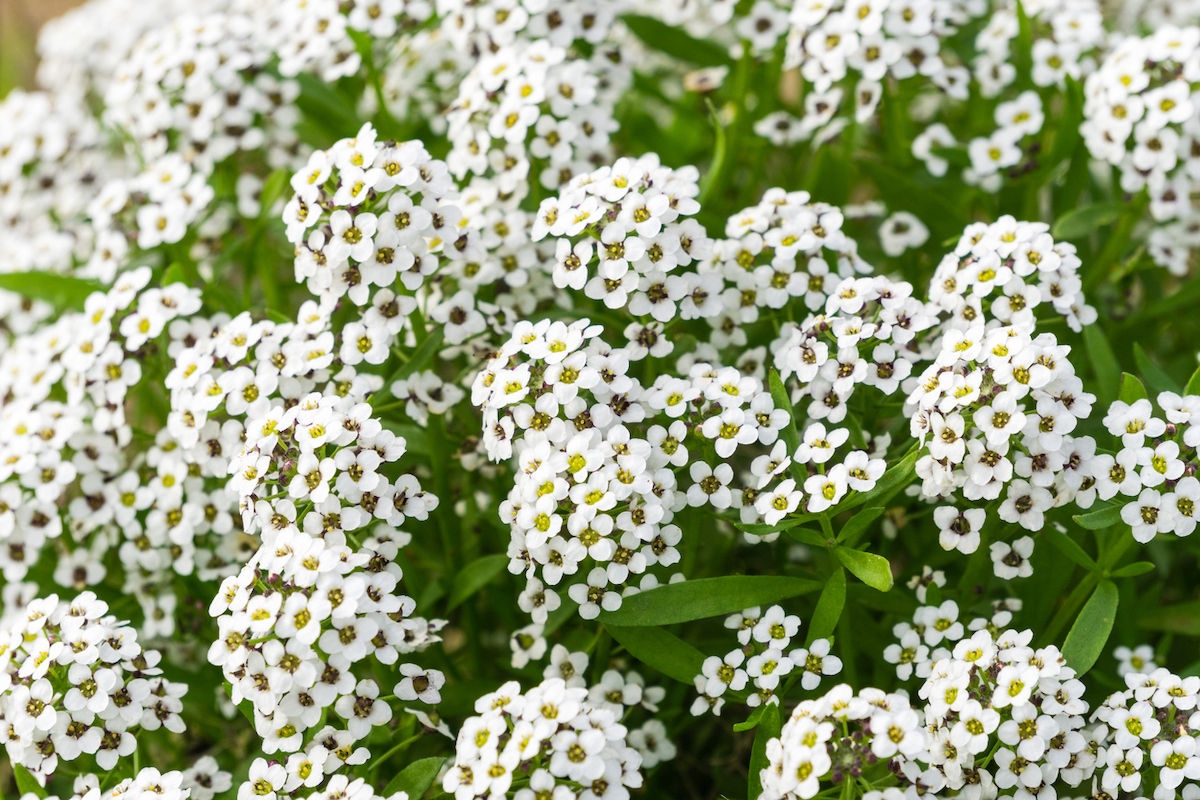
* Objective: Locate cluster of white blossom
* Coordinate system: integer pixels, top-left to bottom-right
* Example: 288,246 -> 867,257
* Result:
0,592 -> 188,779
472,316 -> 797,619
693,605 -> 843,715
441,677 -> 644,800
906,628 -> 1099,800
904,219 -> 1099,551
285,124 -> 467,311
1101,392 -> 1200,542
884,598 -> 1022,680
0,90 -> 127,280
1092,667 -> 1200,800
0,266 -> 234,630
747,0 -> 981,146
1082,27 -> 1200,274
759,684 -> 925,800
446,42 -> 626,198
103,11 -> 301,173
532,154 -> 712,315
975,0 -> 1106,96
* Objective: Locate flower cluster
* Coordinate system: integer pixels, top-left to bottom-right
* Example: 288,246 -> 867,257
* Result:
0,591 -> 188,779
441,677 -> 645,800
1092,667 -> 1200,800
693,605 -> 843,714
759,684 -> 925,800
884,597 -> 1021,680
754,0 -> 976,146
1102,392 -> 1200,542
472,316 -> 793,619
446,42 -> 625,198
532,153 -> 712,315
1082,27 -> 1200,273
285,124 -> 466,311
908,628 -> 1098,800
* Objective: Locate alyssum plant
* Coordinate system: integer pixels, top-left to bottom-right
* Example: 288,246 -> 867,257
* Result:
5,0 -> 1200,799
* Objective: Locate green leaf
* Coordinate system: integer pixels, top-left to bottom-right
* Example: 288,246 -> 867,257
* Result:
807,568 -> 847,643
859,160 -> 966,241
162,262 -> 188,287
1072,503 -> 1123,530
1110,561 -> 1155,578
785,527 -> 830,548
607,624 -> 706,684
733,518 -> 804,537
1118,373 -> 1148,404
621,14 -> 733,66
1045,529 -> 1099,573
0,271 -> 102,312
748,702 -> 782,800
836,506 -> 884,545
447,554 -> 509,611
1133,342 -> 1181,395
388,328 -> 446,386
382,756 -> 446,799
1062,579 -> 1118,675
1141,600 -> 1200,636
258,168 -> 291,219
768,368 -> 801,456
698,97 -> 728,208
1186,364 -> 1200,396
833,547 -> 893,592
1050,202 -> 1123,240
1083,324 -> 1120,407
14,764 -> 47,798
733,705 -> 765,732
598,575 -> 822,626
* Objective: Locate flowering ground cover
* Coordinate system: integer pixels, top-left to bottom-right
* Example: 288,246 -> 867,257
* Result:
6,1 -> 1200,799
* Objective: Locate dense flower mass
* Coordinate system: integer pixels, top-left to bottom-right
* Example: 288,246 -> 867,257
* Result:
5,0 -> 1200,797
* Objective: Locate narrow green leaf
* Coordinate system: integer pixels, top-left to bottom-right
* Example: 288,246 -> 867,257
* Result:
1083,324 -> 1120,407
1133,343 -> 1181,395
14,764 -> 47,798
859,160 -> 966,240
698,98 -> 728,207
598,575 -> 822,627
1050,202 -> 1123,240
748,702 -> 782,800
1061,579 -> 1118,675
785,527 -> 830,548
768,368 -> 801,455
807,568 -> 847,643
1072,503 -> 1123,530
1110,561 -> 1155,578
1141,600 -> 1200,636
1186,364 -> 1200,396
162,262 -> 188,287
383,756 -> 446,799
733,518 -> 803,537
733,705 -> 765,732
1118,373 -> 1148,404
0,271 -> 102,312
607,625 -> 706,684
1045,529 -> 1099,573
447,554 -> 508,611
621,14 -> 733,66
833,548 -> 893,592
388,328 -> 446,386
258,168 -> 291,219
836,506 -> 884,545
